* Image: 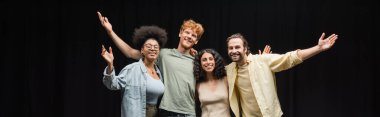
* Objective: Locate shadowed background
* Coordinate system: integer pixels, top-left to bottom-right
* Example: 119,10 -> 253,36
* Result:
1,0 -> 379,116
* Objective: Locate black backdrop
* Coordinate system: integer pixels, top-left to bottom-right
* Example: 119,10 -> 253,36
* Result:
1,0 -> 379,117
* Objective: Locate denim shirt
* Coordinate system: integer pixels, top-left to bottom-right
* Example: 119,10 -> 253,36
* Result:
103,59 -> 163,117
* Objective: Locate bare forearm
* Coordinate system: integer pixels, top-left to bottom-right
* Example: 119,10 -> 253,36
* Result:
296,33 -> 338,61
107,31 -> 141,60
297,45 -> 323,60
107,63 -> 113,74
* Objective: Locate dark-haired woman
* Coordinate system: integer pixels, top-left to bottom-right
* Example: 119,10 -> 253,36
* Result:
193,49 -> 230,117
101,26 -> 167,117
193,47 -> 271,117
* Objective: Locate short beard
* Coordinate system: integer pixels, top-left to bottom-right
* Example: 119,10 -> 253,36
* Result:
229,51 -> 244,62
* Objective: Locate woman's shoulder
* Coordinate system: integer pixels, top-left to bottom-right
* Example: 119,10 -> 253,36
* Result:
122,61 -> 143,71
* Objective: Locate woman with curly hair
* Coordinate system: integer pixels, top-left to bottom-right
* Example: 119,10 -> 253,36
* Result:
193,49 -> 231,117
193,48 -> 271,117
101,26 -> 167,117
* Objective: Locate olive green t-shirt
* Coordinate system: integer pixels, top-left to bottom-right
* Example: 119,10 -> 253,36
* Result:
157,48 -> 195,115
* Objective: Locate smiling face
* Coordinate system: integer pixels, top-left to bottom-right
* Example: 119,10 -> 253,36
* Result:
141,39 -> 160,62
178,28 -> 198,49
227,38 -> 247,63
200,52 -> 215,73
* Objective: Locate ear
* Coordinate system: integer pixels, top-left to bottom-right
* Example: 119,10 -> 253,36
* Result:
140,48 -> 144,54
178,30 -> 183,38
244,47 -> 248,54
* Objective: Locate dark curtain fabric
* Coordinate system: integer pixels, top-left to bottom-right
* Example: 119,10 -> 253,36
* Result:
1,0 -> 379,117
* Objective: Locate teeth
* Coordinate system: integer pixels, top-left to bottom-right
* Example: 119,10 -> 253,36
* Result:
204,65 -> 213,68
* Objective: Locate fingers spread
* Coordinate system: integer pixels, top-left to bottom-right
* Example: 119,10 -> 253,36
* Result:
319,32 -> 326,40
109,47 -> 113,54
105,17 -> 109,23
330,37 -> 338,45
101,45 -> 107,55
327,34 -> 336,40
264,45 -> 271,53
97,11 -> 102,19
266,45 -> 271,53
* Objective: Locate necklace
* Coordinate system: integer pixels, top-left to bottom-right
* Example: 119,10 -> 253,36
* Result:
148,68 -> 156,75
144,62 -> 156,75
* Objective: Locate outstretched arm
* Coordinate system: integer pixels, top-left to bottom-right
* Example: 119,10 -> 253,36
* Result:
260,33 -> 337,72
97,11 -> 141,60
297,33 -> 338,60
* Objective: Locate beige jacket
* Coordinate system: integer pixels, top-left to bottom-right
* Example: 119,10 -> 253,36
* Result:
226,51 -> 303,117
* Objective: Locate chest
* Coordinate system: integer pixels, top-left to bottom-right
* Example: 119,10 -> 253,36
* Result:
198,81 -> 228,102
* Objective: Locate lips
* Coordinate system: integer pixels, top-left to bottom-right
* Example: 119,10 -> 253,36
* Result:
230,53 -> 240,57
203,66 -> 214,71
147,52 -> 157,56
204,65 -> 213,69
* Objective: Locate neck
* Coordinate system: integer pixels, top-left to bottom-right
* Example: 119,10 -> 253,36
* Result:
237,56 -> 248,66
205,72 -> 216,81
143,59 -> 155,69
177,45 -> 190,54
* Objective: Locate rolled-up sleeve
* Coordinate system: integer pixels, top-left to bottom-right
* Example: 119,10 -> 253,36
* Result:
103,66 -> 128,90
262,50 -> 303,72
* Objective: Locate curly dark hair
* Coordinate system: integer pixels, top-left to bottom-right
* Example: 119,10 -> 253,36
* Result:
132,25 -> 168,49
193,49 -> 226,83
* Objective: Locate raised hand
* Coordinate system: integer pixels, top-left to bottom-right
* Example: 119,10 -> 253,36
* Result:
101,45 -> 114,66
318,33 -> 338,51
97,11 -> 113,33
259,45 -> 272,55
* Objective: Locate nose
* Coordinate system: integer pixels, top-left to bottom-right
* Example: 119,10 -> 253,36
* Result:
149,47 -> 158,51
186,35 -> 193,41
230,48 -> 237,53
186,34 -> 195,40
206,60 -> 211,64
203,59 -> 209,64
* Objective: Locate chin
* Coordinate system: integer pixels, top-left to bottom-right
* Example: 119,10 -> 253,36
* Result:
231,59 -> 239,62
184,45 -> 192,49
205,70 -> 213,73
182,43 -> 193,49
146,57 -> 157,61
229,57 -> 238,61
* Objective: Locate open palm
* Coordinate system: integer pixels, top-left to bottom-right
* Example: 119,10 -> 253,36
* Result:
259,45 -> 272,55
318,33 -> 338,51
101,45 -> 114,65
